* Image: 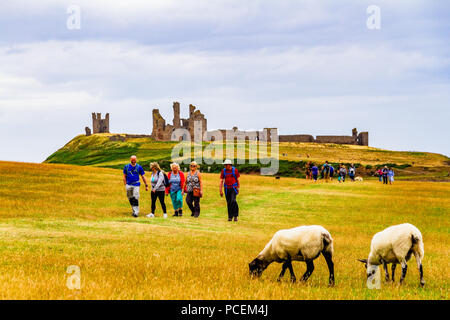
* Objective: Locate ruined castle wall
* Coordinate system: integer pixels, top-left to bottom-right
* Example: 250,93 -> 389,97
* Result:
279,135 -> 314,143
149,105 -> 369,146
315,135 -> 357,144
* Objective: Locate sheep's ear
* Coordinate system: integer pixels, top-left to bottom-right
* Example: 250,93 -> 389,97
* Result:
357,259 -> 367,263
357,259 -> 368,268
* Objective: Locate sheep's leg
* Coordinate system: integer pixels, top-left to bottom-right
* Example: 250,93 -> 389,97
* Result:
286,260 -> 297,283
399,259 -> 408,285
414,252 -> 425,287
277,262 -> 288,282
300,260 -> 315,282
322,251 -> 335,286
382,261 -> 390,282
391,264 -> 396,282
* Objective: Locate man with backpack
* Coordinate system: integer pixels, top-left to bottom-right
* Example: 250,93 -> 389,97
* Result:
220,159 -> 240,222
329,164 -> 335,180
349,164 -> 356,181
123,155 -> 148,217
322,161 -> 330,180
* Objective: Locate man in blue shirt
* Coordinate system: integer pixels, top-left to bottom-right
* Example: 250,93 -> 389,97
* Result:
123,155 -> 148,217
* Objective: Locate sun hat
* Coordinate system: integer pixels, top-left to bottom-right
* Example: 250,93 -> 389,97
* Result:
223,159 -> 232,165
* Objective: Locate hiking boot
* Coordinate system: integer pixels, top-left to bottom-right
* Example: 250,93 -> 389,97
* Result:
172,210 -> 179,217
132,213 -> 138,218
179,209 -> 183,217
146,213 -> 155,218
163,213 -> 168,219
228,218 -> 232,221
233,217 -> 238,222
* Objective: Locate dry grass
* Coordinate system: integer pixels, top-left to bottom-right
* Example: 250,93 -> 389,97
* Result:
0,161 -> 448,299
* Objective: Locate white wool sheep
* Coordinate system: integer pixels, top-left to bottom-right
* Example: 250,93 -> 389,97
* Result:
249,225 -> 335,286
358,223 -> 425,287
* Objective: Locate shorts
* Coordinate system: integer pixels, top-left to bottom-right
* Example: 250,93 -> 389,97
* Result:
126,185 -> 140,199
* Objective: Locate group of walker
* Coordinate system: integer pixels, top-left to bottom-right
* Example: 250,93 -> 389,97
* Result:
305,161 -> 357,182
377,166 -> 395,184
123,156 -> 240,221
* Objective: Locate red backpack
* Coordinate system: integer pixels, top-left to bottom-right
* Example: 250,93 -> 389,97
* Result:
223,167 -> 239,195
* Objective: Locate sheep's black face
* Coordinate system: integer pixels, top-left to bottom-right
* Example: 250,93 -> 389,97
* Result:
249,259 -> 264,278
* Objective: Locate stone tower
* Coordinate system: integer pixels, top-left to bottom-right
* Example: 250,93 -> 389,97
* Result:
357,131 -> 369,146
173,102 -> 181,128
189,104 -> 196,118
92,113 -> 110,134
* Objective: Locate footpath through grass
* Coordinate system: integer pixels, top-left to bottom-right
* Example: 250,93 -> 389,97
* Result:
0,161 -> 448,299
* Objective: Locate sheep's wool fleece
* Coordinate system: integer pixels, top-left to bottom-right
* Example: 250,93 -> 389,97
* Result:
369,223 -> 424,265
259,225 -> 332,262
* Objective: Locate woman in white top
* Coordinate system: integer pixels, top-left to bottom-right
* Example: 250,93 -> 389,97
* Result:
147,162 -> 167,218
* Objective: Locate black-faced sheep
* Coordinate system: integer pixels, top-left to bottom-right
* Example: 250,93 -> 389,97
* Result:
358,223 -> 425,287
249,225 -> 335,286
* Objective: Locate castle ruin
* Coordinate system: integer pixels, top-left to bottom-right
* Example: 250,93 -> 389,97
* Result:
279,127 -> 369,146
91,113 -> 110,134
151,102 -> 207,141
205,127 -> 278,143
152,103 -> 368,146
84,104 -> 369,146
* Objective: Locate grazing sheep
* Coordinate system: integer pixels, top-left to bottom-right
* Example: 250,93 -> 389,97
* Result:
249,225 -> 335,286
358,223 -> 425,287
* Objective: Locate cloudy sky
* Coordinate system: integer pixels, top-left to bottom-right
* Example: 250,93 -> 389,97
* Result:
0,0 -> 449,162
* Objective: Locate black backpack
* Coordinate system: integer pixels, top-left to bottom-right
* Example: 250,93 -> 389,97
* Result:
159,170 -> 170,187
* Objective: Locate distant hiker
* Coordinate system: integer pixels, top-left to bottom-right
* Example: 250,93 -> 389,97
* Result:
388,168 -> 395,185
305,161 -> 312,180
339,165 -> 347,182
329,165 -> 335,180
349,164 -> 356,182
382,166 -> 389,185
220,159 -> 240,222
322,161 -> 330,180
185,161 -> 203,218
377,169 -> 383,182
166,163 -> 185,217
311,164 -> 319,181
147,162 -> 168,218
123,155 -> 148,217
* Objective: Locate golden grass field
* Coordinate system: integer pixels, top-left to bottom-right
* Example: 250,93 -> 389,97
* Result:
0,160 -> 448,300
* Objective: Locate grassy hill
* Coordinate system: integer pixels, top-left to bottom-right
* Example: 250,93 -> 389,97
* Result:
44,134 -> 450,179
0,160 -> 448,299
